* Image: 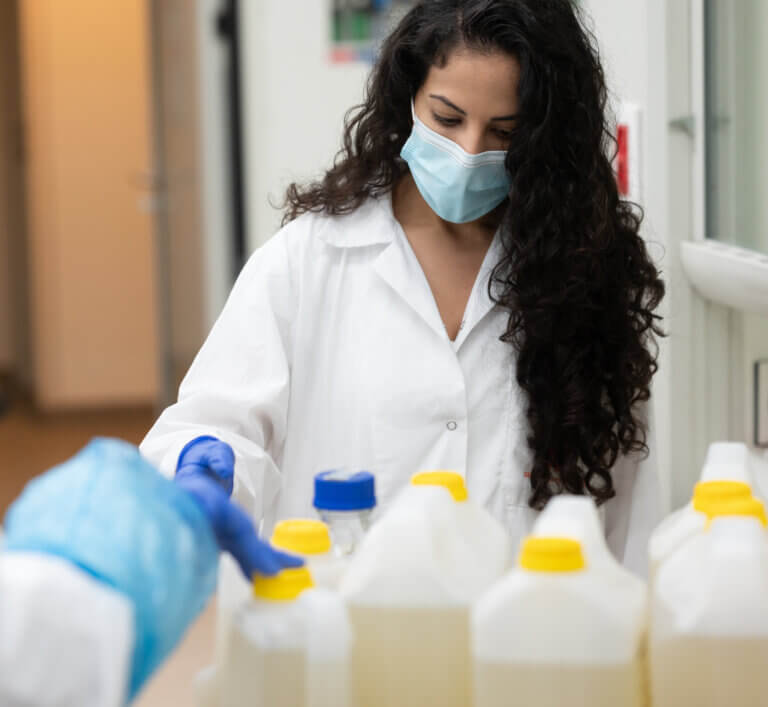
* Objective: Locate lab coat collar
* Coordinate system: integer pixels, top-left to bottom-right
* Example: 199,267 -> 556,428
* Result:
373,218 -> 449,341
316,194 -> 396,249
318,191 -> 506,345
375,192 -> 506,347
316,192 -> 448,339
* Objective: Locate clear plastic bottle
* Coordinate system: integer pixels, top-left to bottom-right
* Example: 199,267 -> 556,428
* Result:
313,470 -> 376,557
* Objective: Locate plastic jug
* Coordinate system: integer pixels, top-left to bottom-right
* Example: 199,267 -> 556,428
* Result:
303,588 -> 353,707
473,536 -> 647,707
533,495 -> 647,597
410,471 -> 511,585
220,567 -> 313,707
340,470 -> 509,707
206,520 -> 342,703
650,497 -> 768,707
271,519 -> 345,588
649,441 -> 759,578
219,567 -> 352,707
313,470 -> 376,556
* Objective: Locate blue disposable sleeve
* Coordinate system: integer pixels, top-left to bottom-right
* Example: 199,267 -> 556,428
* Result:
2,437 -> 219,701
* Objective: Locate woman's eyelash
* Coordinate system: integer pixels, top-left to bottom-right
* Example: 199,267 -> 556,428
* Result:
432,113 -> 513,139
432,113 -> 461,126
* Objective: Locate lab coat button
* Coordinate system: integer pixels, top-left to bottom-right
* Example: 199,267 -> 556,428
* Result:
446,420 -> 458,431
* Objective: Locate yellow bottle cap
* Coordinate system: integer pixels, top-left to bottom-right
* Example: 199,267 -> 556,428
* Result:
692,480 -> 752,515
706,497 -> 768,526
519,537 -> 586,573
271,519 -> 332,555
252,567 -> 314,601
411,471 -> 468,502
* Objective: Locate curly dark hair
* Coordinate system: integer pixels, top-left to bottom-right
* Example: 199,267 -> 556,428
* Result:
282,0 -> 665,510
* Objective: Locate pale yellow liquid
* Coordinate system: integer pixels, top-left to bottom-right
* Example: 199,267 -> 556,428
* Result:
474,660 -> 646,707
219,626 -> 304,707
306,662 -> 349,707
349,605 -> 470,707
651,637 -> 768,707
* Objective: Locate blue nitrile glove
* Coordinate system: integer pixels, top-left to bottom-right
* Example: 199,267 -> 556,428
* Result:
2,438 -> 219,701
175,435 -> 302,578
174,471 -> 304,578
176,435 -> 235,496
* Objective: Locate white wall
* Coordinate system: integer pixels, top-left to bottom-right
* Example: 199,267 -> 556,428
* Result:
240,0 -> 370,252
582,0 -> 679,509
581,1 -> 649,119
154,0 -> 207,387
197,0 -> 235,328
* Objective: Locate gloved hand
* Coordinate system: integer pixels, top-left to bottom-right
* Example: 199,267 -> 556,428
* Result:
176,435 -> 236,496
174,437 -> 303,578
176,473 -> 303,578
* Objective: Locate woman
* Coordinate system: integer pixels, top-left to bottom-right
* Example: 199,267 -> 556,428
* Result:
141,0 -> 664,576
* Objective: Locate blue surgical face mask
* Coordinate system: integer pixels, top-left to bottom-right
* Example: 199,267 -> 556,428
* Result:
400,101 -> 511,224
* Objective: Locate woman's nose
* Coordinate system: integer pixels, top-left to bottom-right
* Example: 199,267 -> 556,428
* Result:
457,126 -> 487,155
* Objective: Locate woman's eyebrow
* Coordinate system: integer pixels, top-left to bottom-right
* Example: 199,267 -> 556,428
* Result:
428,94 -> 517,121
428,94 -> 467,114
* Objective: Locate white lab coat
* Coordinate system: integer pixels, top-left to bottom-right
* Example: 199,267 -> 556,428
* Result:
140,192 -> 661,577
0,553 -> 133,707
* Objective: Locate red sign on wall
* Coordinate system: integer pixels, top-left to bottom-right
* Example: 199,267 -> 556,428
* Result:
616,123 -> 630,196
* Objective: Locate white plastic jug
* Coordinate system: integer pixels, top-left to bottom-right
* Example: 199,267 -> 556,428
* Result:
410,471 -> 511,587
219,567 -> 352,707
271,519 -> 346,589
533,495 -> 647,598
340,470 -> 509,707
473,536 -> 647,707
303,589 -> 353,707
650,497 -> 768,707
205,555 -> 254,706
649,441 -> 759,578
210,518 -> 342,689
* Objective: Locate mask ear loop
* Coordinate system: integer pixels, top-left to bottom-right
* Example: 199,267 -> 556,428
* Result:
409,98 -> 434,138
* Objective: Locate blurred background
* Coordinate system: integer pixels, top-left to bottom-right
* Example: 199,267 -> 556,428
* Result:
0,0 -> 767,703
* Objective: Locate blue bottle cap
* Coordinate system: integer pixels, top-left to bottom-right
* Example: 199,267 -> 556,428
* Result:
313,470 -> 377,512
